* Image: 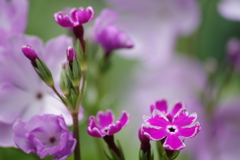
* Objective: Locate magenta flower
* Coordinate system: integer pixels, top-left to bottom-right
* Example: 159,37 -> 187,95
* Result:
54,6 -> 94,28
87,110 -> 130,138
0,0 -> 28,46
142,101 -> 201,150
94,9 -> 134,54
13,114 -> 76,160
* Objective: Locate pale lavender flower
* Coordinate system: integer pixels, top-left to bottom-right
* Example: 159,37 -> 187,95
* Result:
218,0 -> 240,21
87,110 -> 130,138
0,34 -> 83,147
13,114 -> 76,160
142,101 -> 201,150
54,6 -> 94,28
94,9 -> 133,54
0,0 -> 28,46
104,0 -> 200,67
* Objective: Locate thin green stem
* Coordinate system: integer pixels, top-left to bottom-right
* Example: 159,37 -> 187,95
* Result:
72,112 -> 81,160
75,70 -> 86,109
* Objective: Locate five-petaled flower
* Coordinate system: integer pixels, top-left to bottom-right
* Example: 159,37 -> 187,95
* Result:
13,114 -> 76,160
87,110 -> 130,138
54,6 -> 94,28
142,100 -> 201,150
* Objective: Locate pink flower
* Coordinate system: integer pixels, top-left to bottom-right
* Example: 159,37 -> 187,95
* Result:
87,110 -> 130,138
142,101 -> 201,150
54,6 -> 94,28
94,9 -> 134,54
227,38 -> 240,68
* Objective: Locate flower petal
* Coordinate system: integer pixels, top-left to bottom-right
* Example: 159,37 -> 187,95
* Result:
13,119 -> 36,153
142,124 -> 167,140
96,110 -> 114,128
87,116 -> 105,138
0,122 -> 15,147
144,110 -> 169,127
173,111 -> 197,127
163,135 -> 185,150
179,122 -> 201,138
107,121 -> 123,135
150,100 -> 168,114
116,111 -> 130,128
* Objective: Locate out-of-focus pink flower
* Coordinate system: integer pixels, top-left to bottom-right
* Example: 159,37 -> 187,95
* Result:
218,0 -> 240,21
94,9 -> 134,54
0,0 -> 28,46
54,6 -> 94,28
0,34 -> 83,147
142,101 -> 201,150
227,38 -> 240,68
13,114 -> 76,160
104,0 -> 200,67
87,110 -> 129,138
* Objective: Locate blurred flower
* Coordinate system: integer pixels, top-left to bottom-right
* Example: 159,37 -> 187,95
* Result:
188,98 -> 240,160
94,9 -> 133,54
0,34 -> 83,147
142,101 -> 201,150
227,38 -> 240,68
0,0 -> 28,46
218,0 -> 240,21
13,114 -> 76,160
105,0 -> 200,67
87,110 -> 129,138
54,6 -> 94,28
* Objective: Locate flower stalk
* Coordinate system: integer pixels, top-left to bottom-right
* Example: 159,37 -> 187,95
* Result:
72,112 -> 81,160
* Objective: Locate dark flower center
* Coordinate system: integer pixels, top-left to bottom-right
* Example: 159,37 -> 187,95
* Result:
49,137 -> 56,143
36,92 -> 43,100
168,127 -> 175,132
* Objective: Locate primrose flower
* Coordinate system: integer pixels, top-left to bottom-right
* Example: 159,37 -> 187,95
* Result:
218,0 -> 240,21
0,0 -> 28,46
54,6 -> 94,28
94,9 -> 134,54
87,110 -> 130,138
13,114 -> 76,160
142,101 -> 201,150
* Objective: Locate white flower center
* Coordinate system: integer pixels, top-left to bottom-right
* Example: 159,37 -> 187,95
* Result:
167,125 -> 178,134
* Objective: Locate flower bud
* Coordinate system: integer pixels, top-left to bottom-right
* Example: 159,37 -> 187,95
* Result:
22,45 -> 39,67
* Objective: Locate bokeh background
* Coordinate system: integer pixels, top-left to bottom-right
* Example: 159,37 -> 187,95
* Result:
1,0 -> 240,160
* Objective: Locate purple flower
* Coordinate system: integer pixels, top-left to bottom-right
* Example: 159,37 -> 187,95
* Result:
94,9 -> 134,54
54,6 -> 94,28
13,114 -> 76,160
104,0 -> 200,67
0,34 -> 83,147
87,110 -> 130,138
0,0 -> 28,46
218,0 -> 240,21
142,101 -> 201,150
227,38 -> 240,68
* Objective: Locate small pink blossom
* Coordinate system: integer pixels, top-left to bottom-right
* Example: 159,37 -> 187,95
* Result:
142,100 -> 201,150
54,7 -> 94,28
87,110 -> 130,138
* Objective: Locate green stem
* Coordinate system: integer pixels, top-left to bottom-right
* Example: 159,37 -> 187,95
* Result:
72,112 -> 81,160
75,70 -> 86,109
